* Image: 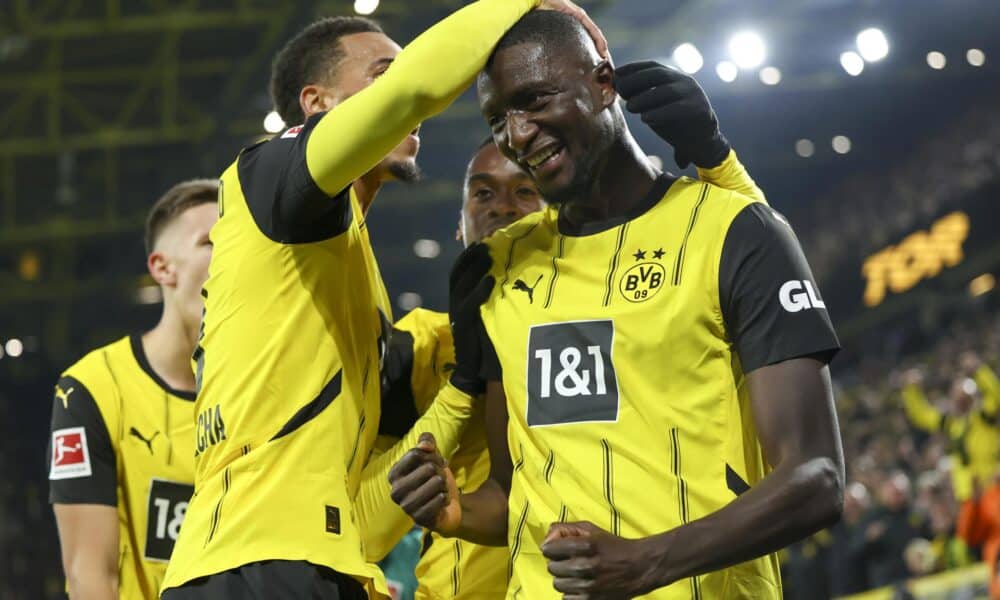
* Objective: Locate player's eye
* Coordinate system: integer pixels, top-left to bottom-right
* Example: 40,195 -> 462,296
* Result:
516,187 -> 538,197
474,189 -> 494,202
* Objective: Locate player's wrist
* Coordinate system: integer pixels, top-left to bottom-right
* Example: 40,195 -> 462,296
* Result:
676,133 -> 731,170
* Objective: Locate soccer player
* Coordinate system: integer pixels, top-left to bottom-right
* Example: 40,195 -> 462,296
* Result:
390,11 -> 844,599
160,2 -> 605,598
383,90 -> 767,596
48,180 -> 218,599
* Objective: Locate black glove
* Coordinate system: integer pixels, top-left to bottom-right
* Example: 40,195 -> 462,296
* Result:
448,243 -> 499,395
614,60 -> 731,169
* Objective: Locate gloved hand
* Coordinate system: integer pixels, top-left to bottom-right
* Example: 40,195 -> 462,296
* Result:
448,243 -> 499,395
614,60 -> 731,169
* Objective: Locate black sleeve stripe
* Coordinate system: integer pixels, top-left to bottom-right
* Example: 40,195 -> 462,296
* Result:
719,203 -> 840,374
378,328 -> 421,438
237,112 -> 353,244
48,375 -> 118,506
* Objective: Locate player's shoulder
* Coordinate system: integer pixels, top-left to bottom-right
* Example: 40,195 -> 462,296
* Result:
394,308 -> 449,338
481,207 -> 553,253
61,335 -> 131,408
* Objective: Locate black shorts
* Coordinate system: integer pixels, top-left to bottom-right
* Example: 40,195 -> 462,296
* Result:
161,560 -> 368,600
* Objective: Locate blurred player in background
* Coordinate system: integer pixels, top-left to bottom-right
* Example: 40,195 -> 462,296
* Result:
48,180 -> 218,599
382,69 -> 768,596
391,11 -> 844,598
899,351 -> 1000,501
160,1 -> 606,598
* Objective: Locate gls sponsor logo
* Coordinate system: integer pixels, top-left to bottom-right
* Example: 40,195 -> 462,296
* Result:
779,280 -> 826,313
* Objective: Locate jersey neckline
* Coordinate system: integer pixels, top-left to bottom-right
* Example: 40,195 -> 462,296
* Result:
129,334 -> 197,401
556,174 -> 678,237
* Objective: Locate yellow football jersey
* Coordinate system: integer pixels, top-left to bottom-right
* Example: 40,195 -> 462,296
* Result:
379,308 -> 506,599
162,115 -> 392,597
481,176 -> 839,599
48,335 -> 196,599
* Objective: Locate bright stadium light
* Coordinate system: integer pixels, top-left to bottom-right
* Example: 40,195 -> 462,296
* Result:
970,273 -> 996,296
716,61 -> 739,82
832,135 -> 852,154
413,239 -> 441,259
795,139 -> 815,158
927,51 -> 947,70
840,51 -> 865,76
759,66 -> 781,85
398,292 -> 422,311
5,338 -> 23,358
354,0 -> 379,15
728,31 -> 767,69
967,48 -> 986,67
263,110 -> 285,133
856,28 -> 889,62
672,43 -> 704,74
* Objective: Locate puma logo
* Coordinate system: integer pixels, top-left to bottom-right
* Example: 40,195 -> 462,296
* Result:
129,427 -> 160,454
55,385 -> 75,409
512,275 -> 543,304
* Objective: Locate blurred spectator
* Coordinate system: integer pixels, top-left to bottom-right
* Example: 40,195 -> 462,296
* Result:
898,354 -> 1000,500
957,476 -> 1000,599
853,471 -> 928,587
828,482 -> 872,596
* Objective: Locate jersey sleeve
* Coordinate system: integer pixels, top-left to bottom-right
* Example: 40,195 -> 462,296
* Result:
48,375 -> 117,505
696,149 -> 767,205
900,384 -> 945,432
301,0 -> 537,197
718,202 -> 840,373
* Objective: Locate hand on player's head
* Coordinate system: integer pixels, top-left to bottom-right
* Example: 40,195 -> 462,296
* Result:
537,0 -> 608,59
388,433 -> 461,533
614,60 -> 730,169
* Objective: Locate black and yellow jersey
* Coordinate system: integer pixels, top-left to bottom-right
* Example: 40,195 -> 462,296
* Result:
161,0 -> 539,595
48,335 -> 196,599
481,176 -> 839,599
379,308 -> 505,599
901,365 -> 1000,501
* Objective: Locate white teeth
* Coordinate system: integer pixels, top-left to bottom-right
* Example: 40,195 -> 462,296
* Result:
527,147 -> 559,168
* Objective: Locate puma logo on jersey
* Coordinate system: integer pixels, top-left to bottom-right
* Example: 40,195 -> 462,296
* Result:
129,427 -> 160,454
779,280 -> 826,313
512,275 -> 543,304
55,385 -> 75,409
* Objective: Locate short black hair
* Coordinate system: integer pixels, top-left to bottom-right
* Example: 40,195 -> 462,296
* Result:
145,179 -> 218,255
487,11 -> 591,70
270,16 -> 384,125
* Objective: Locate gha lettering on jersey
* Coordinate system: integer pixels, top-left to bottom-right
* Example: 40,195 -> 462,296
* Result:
779,280 -> 826,313
861,211 -> 969,307
195,404 -> 227,456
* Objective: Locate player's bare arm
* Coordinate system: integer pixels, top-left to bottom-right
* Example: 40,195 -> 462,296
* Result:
54,504 -> 120,600
542,358 -> 844,597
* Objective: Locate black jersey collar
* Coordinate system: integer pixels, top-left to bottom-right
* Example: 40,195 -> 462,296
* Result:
557,174 -> 677,237
130,334 -> 197,401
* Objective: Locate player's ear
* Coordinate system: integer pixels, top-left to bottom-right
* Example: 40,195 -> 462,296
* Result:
299,85 -> 334,121
147,251 -> 177,288
593,60 -> 617,110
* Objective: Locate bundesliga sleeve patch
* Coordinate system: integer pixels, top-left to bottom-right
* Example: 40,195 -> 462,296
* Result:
49,427 -> 92,480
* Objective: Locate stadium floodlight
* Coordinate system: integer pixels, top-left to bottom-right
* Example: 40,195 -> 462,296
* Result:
672,43 -> 704,74
856,28 -> 889,62
840,51 -> 865,76
832,135 -> 852,154
5,338 -> 23,358
967,49 -> 986,67
728,31 -> 767,69
354,0 -> 379,15
759,66 -> 781,85
413,239 -> 441,259
263,110 -> 286,133
795,139 -> 815,158
716,61 -> 739,82
927,51 -> 947,70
